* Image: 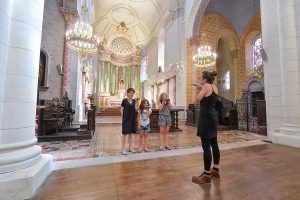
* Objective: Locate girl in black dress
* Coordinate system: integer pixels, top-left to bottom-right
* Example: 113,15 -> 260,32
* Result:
192,71 -> 220,184
121,88 -> 140,155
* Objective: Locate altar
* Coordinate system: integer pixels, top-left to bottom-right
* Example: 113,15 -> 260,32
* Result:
149,107 -> 184,133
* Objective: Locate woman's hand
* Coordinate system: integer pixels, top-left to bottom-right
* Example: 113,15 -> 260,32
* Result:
196,85 -> 203,90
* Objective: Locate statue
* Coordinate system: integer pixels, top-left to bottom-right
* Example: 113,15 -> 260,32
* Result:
62,91 -> 69,101
151,99 -> 156,109
118,79 -> 125,99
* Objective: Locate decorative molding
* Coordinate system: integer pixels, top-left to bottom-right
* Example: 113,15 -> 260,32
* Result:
148,62 -> 184,85
59,7 -> 77,24
171,7 -> 184,21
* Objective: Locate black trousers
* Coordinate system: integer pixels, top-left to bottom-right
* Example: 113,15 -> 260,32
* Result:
201,137 -> 220,171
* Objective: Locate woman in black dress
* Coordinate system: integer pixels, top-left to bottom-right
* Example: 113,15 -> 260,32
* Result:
192,71 -> 220,184
121,88 -> 140,155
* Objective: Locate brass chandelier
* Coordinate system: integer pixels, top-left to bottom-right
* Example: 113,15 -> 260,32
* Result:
193,34 -> 217,68
65,3 -> 100,55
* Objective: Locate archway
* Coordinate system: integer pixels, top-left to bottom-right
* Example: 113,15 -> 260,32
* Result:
216,30 -> 239,101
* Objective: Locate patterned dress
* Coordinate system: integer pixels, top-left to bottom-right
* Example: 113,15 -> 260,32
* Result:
158,104 -> 171,127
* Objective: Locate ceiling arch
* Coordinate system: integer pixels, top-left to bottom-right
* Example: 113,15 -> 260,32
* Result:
93,0 -> 173,45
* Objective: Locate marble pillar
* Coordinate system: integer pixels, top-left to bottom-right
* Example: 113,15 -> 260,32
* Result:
261,0 -> 300,148
0,1 -> 53,199
60,7 -> 77,97
274,0 -> 300,147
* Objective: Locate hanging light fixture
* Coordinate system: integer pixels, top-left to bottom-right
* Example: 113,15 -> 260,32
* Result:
65,1 -> 100,56
193,33 -> 217,68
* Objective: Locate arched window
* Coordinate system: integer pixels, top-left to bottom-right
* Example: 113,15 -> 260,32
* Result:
39,50 -> 48,88
253,35 -> 263,68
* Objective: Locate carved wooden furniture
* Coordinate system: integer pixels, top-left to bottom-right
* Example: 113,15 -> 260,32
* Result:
37,98 -> 75,136
148,107 -> 184,133
87,109 -> 96,134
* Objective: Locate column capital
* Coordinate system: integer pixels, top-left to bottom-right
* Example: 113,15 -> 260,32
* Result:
60,7 -> 77,24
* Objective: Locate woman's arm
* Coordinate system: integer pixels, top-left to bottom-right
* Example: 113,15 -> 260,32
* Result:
135,99 -> 140,111
168,102 -> 173,110
120,107 -> 124,116
195,84 -> 208,102
137,110 -> 140,127
157,101 -> 163,111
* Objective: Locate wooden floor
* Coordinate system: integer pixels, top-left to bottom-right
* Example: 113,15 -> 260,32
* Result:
33,143 -> 300,200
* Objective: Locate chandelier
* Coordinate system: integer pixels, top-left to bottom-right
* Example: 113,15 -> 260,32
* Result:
65,3 -> 100,55
193,34 -> 217,68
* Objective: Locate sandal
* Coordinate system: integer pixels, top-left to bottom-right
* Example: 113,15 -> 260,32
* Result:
129,149 -> 136,153
137,148 -> 143,153
165,146 -> 172,150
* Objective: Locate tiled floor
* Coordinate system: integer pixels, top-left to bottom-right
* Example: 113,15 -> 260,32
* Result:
38,119 -> 267,162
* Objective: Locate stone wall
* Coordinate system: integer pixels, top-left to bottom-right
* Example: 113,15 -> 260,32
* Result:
40,0 -> 65,100
186,12 -> 262,104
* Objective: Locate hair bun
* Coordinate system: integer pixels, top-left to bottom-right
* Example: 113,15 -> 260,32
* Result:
211,71 -> 217,76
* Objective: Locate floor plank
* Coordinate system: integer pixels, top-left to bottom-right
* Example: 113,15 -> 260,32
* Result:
33,144 -> 300,200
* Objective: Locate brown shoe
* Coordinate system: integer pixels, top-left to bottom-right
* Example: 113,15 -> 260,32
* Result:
192,173 -> 211,184
211,168 -> 220,178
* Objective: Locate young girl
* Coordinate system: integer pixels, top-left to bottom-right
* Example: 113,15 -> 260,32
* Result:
157,92 -> 172,150
121,88 -> 140,155
138,99 -> 152,153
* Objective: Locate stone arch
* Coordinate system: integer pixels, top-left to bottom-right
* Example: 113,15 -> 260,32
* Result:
245,31 -> 261,75
237,11 -> 262,95
186,12 -> 239,104
186,0 -> 210,38
215,29 -> 240,101
244,79 -> 264,93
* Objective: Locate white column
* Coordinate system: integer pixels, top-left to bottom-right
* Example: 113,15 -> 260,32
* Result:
0,1 -> 53,199
275,0 -> 300,147
262,0 -> 300,148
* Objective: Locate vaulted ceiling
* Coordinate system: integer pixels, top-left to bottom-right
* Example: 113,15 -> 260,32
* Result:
93,0 -> 175,45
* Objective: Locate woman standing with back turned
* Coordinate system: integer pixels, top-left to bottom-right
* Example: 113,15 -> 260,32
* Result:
192,71 -> 221,184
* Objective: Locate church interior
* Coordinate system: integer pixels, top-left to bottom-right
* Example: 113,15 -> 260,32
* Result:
1,0 -> 300,199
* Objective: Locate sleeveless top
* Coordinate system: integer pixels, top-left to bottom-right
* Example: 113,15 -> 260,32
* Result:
140,109 -> 150,127
197,85 -> 219,138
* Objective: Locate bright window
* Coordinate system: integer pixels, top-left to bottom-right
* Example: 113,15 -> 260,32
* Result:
225,70 -> 230,90
253,35 -> 263,68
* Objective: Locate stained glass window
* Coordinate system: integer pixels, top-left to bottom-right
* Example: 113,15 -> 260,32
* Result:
253,35 -> 263,68
224,70 -> 230,90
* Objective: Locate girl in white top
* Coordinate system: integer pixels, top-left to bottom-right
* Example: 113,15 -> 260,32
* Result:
138,99 -> 152,152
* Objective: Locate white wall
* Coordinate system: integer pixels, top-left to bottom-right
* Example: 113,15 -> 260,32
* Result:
165,21 -> 179,69
147,38 -> 158,76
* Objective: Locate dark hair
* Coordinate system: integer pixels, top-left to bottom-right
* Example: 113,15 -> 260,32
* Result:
126,88 -> 135,94
202,71 -> 217,84
139,99 -> 149,110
